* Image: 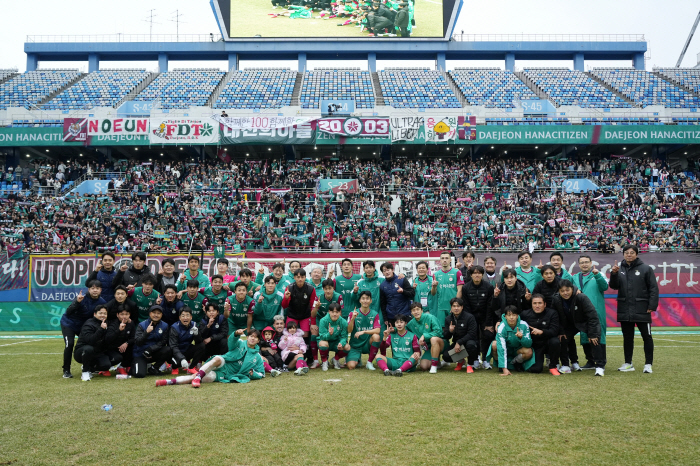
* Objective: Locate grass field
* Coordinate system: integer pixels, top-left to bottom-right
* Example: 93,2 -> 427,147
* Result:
230,0 -> 443,38
1,331 -> 700,465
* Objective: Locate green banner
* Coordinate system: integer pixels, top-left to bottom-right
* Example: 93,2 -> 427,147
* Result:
0,127 -> 149,147
0,302 -> 70,332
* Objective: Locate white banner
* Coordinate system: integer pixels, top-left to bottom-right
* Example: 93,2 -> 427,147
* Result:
88,118 -> 149,136
390,116 -> 424,142
425,116 -> 458,142
150,118 -> 218,144
212,114 -> 313,131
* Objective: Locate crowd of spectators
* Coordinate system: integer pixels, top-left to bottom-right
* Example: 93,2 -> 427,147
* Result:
1,156 -> 699,255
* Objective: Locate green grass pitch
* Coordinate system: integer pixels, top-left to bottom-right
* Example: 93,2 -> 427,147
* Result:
229,0 -> 444,38
1,332 -> 699,465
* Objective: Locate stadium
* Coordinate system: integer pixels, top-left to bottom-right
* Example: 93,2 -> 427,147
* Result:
1,0 -> 700,464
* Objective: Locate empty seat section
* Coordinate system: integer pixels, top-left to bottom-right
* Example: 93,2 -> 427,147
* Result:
591,68 -> 700,108
214,69 -> 296,109
0,70 -> 81,109
378,69 -> 461,109
43,70 -> 149,110
134,69 -> 225,109
657,68 -> 700,94
523,68 -> 630,108
300,70 -> 374,109
449,68 -> 537,108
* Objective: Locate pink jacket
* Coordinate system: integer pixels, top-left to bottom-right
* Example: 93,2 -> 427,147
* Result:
279,329 -> 307,360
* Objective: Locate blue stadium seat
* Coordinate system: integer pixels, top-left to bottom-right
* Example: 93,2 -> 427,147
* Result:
135,69 -> 226,109
43,69 -> 149,110
523,68 -> 631,108
0,69 -> 81,109
449,68 -> 537,108
378,69 -> 461,109
592,68 -> 700,108
214,69 -> 296,109
300,69 -> 375,109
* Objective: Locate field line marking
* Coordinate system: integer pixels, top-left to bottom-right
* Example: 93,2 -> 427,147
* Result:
653,338 -> 700,344
0,352 -> 63,355
0,339 -> 41,347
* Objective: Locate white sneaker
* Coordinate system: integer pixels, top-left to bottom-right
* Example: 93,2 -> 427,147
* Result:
595,367 -> 605,377
321,361 -> 329,372
618,363 -> 635,372
429,365 -> 438,374
482,361 -> 492,370
573,362 -> 582,371
108,363 -> 121,372
439,360 -> 449,368
270,369 -> 281,377
81,371 -> 92,382
643,364 -> 653,374
472,360 -> 481,370
365,361 -> 375,371
559,366 -> 572,374
310,360 -> 319,369
332,359 -> 341,370
294,367 -> 309,376
556,363 -> 561,370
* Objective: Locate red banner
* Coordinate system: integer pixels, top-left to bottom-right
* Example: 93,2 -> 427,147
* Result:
62,118 -> 87,143
317,117 -> 390,137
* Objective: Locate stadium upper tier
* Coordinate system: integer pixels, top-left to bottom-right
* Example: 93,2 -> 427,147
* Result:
592,68 -> 700,108
0,70 -> 81,110
449,69 -> 537,108
378,69 -> 462,109
134,69 -> 225,109
2,68 -> 700,110
523,68 -> 631,108
300,70 -> 375,109
42,70 -> 150,110
214,69 -> 296,109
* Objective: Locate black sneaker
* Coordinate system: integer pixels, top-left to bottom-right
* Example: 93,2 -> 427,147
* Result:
384,369 -> 392,376
147,366 -> 162,376
392,369 -> 403,377
63,370 -> 73,379
581,361 -> 596,370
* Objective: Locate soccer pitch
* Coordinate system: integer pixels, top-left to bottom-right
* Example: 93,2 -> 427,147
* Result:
229,0 -> 444,38
1,332 -> 699,465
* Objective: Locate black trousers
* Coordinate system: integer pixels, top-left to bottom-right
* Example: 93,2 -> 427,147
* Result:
171,343 -> 206,369
106,347 -> 132,369
442,340 -> 478,365
481,327 -> 495,361
528,337 -> 560,373
74,345 -> 112,372
620,321 -> 653,365
261,349 -> 284,369
132,346 -> 172,378
583,342 -> 607,368
61,325 -> 78,372
561,329 -> 605,368
205,338 -> 229,360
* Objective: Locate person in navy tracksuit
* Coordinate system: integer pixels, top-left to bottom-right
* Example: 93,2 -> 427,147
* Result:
85,252 -> 119,303
200,303 -> 229,359
132,305 -> 171,378
379,262 -> 415,326
60,280 -> 106,378
168,307 -> 205,374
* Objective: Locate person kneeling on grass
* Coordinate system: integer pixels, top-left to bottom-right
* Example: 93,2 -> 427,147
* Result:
201,303 -> 229,360
74,305 -> 119,382
156,330 -> 265,387
442,298 -> 479,374
279,321 -> 309,376
488,305 -> 534,376
169,307 -> 205,376
376,314 -> 420,377
346,291 -> 382,371
104,304 -> 136,377
318,303 -> 350,371
132,305 -> 172,378
260,326 -> 285,374
521,294 -> 561,376
406,302 -> 444,373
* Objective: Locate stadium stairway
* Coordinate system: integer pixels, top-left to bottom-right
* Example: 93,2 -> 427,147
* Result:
371,72 -> 385,106
207,68 -> 236,107
35,73 -> 88,107
651,70 -> 700,98
0,71 -> 18,86
514,71 -> 557,104
113,72 -> 159,109
585,72 -> 641,108
291,72 -> 303,107
444,72 -> 469,106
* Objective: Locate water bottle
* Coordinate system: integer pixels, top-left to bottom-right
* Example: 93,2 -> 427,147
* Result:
101,404 -> 113,412
116,374 -> 131,380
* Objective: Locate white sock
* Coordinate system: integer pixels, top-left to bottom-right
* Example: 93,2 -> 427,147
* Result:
512,354 -> 524,364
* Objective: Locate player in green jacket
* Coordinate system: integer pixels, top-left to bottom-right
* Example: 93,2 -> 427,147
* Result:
177,256 -> 210,291
412,260 -> 438,315
376,315 -> 421,376
573,255 -> 609,369
318,303 -> 350,371
310,279 -> 344,368
199,275 -> 232,313
352,260 -> 385,320
407,302 -> 444,371
346,291 -> 382,370
511,251 -> 542,292
334,259 -> 362,319
225,282 -> 254,337
250,275 -> 284,331
129,275 -> 161,322
487,305 -> 535,375
179,279 -> 206,322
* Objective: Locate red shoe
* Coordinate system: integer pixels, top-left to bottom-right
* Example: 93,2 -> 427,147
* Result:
550,368 -> 561,376
117,367 -> 128,376
186,368 -> 198,375
155,379 -> 168,387
466,365 -> 474,373
99,371 -> 112,377
454,362 -> 464,371
171,368 -> 179,375
191,377 -> 201,388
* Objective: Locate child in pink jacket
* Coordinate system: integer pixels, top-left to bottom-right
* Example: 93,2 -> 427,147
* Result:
279,321 -> 309,376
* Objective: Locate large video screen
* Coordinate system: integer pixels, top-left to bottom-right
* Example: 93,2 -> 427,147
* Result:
212,0 -> 460,39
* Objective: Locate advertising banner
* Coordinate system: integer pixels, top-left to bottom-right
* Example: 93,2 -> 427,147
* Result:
150,118 -> 218,144
87,118 -> 149,136
219,122 -> 315,144
213,114 -> 312,131
62,118 -> 88,143
321,100 -> 355,116
0,301 -> 71,332
0,127 -> 73,147
318,179 -> 359,193
317,117 -> 390,138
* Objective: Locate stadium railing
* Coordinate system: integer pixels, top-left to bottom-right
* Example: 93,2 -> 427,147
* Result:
26,34 -> 224,43
452,34 -> 646,42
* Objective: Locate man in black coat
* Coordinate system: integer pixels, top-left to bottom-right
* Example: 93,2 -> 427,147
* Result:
460,265 -> 494,368
442,298 -> 479,372
394,2 -> 410,37
113,252 -> 149,290
552,280 -> 605,376
609,245 -> 659,373
369,1 -> 395,36
521,294 -> 561,375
